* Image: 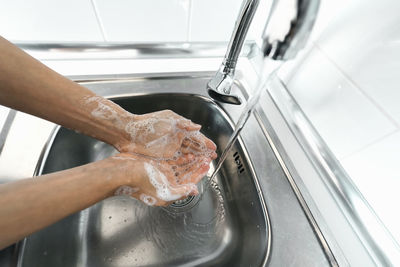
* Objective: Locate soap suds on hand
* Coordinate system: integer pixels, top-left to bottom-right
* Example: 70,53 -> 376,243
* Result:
144,162 -> 193,202
84,96 -> 127,129
114,185 -> 139,196
140,194 -> 157,206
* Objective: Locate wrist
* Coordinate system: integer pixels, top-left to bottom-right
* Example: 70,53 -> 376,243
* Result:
112,112 -> 139,152
102,155 -> 143,195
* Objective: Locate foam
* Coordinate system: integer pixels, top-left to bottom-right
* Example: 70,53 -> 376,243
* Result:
122,113 -> 197,153
140,194 -> 156,206
85,96 -> 124,128
114,185 -> 139,196
144,162 -> 193,202
144,134 -> 169,149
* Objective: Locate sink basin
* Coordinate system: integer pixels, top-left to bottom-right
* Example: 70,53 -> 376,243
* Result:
17,78 -> 269,266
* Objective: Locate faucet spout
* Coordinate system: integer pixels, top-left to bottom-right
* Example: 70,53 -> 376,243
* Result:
208,0 -> 320,105
207,0 -> 260,105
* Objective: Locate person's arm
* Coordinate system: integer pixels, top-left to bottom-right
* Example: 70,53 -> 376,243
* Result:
0,36 -> 131,148
0,36 -> 216,158
0,152 -> 211,250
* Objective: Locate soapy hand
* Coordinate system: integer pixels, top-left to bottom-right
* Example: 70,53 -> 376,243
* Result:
112,153 -> 212,206
83,96 -> 216,159
118,110 -> 217,159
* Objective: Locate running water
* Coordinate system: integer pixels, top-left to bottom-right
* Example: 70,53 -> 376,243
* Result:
204,64 -> 280,191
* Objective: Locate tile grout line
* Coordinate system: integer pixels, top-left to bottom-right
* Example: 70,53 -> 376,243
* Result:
314,44 -> 400,129
340,129 -> 400,161
90,0 -> 108,42
186,0 -> 193,42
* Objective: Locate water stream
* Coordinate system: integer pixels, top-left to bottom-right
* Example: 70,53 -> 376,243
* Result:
204,64 -> 280,192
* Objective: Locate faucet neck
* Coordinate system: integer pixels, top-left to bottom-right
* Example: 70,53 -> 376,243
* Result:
223,0 -> 260,70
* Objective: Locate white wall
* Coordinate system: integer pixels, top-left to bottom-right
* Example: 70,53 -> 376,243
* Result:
0,0 -> 270,131
278,0 -> 400,245
0,0 -> 269,43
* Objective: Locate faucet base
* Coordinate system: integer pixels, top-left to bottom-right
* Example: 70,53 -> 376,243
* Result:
207,65 -> 241,105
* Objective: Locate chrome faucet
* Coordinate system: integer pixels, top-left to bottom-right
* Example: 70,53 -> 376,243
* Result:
207,0 -> 260,105
208,0 -> 320,105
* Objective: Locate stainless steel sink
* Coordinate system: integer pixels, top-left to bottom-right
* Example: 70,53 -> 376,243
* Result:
16,76 -> 270,267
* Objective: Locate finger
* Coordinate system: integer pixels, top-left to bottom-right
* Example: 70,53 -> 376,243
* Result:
186,138 -> 203,152
167,153 -> 195,166
204,138 -> 217,150
177,158 -> 211,184
180,145 -> 195,155
177,119 -> 201,131
191,164 -> 210,183
189,132 -> 217,151
181,137 -> 191,148
189,159 -> 212,184
161,143 -> 181,158
180,137 -> 202,154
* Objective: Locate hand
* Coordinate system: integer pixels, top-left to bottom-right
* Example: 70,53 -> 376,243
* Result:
111,153 -> 211,206
117,110 -> 217,159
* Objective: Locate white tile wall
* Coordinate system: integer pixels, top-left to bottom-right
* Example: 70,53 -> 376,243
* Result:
279,0 -> 400,246
94,0 -> 190,42
342,131 -> 400,242
308,0 -> 347,41
317,0 -> 400,126
190,0 -> 243,42
0,0 -> 103,42
286,47 -> 397,159
0,0 -> 270,43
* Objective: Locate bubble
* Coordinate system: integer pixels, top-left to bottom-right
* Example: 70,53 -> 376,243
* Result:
140,194 -> 156,206
85,96 -> 124,128
114,185 -> 139,196
143,162 -> 195,202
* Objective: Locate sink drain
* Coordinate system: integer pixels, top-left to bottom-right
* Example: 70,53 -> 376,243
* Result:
170,195 -> 196,208
164,181 -> 204,213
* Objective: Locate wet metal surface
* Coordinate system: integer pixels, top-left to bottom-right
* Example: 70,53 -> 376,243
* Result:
18,93 -> 269,267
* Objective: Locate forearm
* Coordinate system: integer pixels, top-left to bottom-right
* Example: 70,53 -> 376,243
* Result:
0,158 -> 132,249
0,36 -> 131,148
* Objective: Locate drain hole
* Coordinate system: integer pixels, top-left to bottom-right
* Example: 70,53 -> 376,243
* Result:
165,182 -> 204,213
170,195 -> 195,208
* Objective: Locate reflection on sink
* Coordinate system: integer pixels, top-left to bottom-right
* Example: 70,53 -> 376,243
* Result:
17,93 -> 269,267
